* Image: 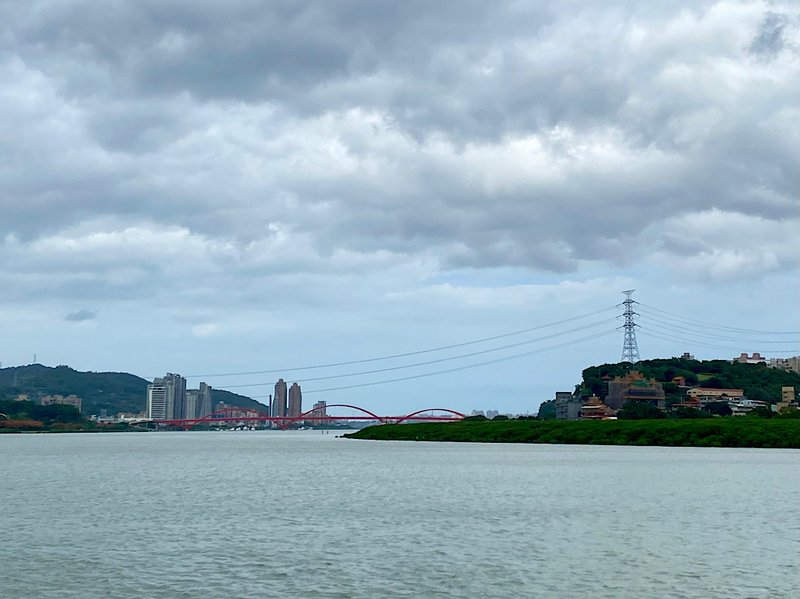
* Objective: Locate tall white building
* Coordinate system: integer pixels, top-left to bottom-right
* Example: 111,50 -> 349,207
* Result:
147,382 -> 169,420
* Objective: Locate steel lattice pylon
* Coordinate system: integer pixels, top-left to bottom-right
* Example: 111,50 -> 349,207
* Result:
620,289 -> 640,364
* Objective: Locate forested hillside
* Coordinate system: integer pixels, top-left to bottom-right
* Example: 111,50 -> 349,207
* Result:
579,358 -> 800,404
0,364 -> 265,415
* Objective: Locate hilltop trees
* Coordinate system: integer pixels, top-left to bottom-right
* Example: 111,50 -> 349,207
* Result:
579,358 -> 799,406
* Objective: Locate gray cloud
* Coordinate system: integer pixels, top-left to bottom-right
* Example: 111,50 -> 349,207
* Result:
65,308 -> 97,322
749,12 -> 790,57
1,0 -> 798,306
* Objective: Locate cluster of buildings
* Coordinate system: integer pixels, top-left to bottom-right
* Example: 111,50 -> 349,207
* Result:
145,374 -> 330,425
267,378 -> 303,419
9,393 -> 83,412
146,373 -> 213,420
40,394 -> 82,411
554,370 -> 798,421
14,393 -> 82,412
554,371 -> 668,420
735,353 -> 800,374
265,379 -> 329,423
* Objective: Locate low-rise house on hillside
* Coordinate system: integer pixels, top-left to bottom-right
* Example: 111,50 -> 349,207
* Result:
555,392 -> 582,420
686,388 -> 744,405
729,399 -> 769,416
733,352 -> 766,364
769,356 -> 800,374
41,394 -> 82,412
670,397 -> 703,411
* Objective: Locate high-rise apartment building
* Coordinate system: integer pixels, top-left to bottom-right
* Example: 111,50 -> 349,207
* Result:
310,400 -> 327,425
185,389 -> 200,420
179,381 -> 213,419
147,373 -> 187,419
198,382 -> 213,417
166,372 -> 187,419
272,379 -> 287,417
288,382 -> 303,418
147,381 -> 169,419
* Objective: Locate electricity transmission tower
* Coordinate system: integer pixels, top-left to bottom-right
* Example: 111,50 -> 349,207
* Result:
619,290 -> 640,364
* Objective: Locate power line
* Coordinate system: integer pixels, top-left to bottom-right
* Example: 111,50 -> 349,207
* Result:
241,328 -> 617,397
638,328 -> 800,354
305,328 -> 616,394
220,317 -> 619,389
638,329 -> 755,353
181,305 -> 618,378
637,314 -> 800,345
638,303 -> 800,336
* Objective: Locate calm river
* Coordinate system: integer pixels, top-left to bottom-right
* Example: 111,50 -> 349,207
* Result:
1,431 -> 798,598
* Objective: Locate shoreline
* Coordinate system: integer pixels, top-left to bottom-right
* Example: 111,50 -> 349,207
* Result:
344,418 -> 800,448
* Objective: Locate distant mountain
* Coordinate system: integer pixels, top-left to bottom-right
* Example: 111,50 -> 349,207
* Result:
0,364 -> 266,416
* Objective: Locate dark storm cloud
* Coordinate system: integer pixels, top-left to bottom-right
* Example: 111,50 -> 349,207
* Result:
1,0 -> 798,302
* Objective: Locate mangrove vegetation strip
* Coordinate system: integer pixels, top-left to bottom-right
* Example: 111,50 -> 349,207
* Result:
344,418 -> 800,448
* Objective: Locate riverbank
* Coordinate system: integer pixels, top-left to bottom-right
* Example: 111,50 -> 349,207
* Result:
0,421 -> 144,433
344,418 -> 800,448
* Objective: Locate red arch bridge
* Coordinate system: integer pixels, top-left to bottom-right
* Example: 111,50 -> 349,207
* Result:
154,404 -> 466,430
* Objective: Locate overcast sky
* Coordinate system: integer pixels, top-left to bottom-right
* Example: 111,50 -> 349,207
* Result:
1,0 -> 798,415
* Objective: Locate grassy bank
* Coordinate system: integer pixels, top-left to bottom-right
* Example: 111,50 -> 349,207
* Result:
344,418 -> 800,448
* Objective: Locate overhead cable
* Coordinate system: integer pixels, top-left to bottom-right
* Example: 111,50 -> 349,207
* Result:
297,328 -> 618,395
637,314 -> 800,345
638,328 -> 800,354
638,303 -> 800,336
182,305 -> 618,378
244,328 -> 615,399
220,317 -> 619,389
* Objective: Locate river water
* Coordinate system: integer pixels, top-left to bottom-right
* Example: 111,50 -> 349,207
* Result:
1,431 -> 798,598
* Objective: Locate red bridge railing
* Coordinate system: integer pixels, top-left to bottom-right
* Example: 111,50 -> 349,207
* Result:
157,404 -> 465,430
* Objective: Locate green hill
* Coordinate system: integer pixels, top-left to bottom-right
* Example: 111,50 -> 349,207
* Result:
0,364 -> 266,416
579,358 -> 800,404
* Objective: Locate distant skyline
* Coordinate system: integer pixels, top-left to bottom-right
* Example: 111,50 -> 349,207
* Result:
1,1 -> 798,414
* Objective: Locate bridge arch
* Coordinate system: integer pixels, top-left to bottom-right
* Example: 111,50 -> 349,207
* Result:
394,408 -> 466,425
176,406 -> 269,429
155,404 -> 464,430
282,403 -> 387,429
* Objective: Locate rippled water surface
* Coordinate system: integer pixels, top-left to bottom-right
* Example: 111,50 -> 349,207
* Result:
2,431 -> 799,598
